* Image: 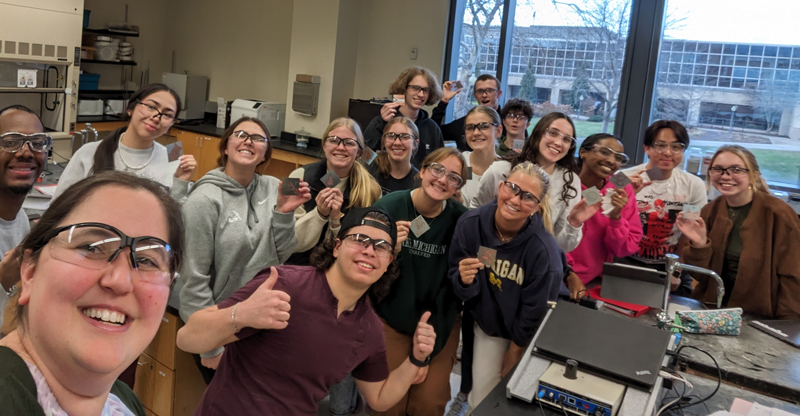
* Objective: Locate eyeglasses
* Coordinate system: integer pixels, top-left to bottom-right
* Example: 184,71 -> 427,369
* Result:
407,85 -> 431,95
505,113 -> 528,121
136,100 -> 176,123
709,166 -> 750,177
382,132 -> 416,142
232,130 -> 269,146
342,234 -> 394,258
0,132 -> 52,153
652,141 -> 686,154
325,135 -> 361,149
424,162 -> 463,188
544,127 -> 574,145
465,122 -> 498,132
475,88 -> 497,96
592,145 -> 629,166
42,223 -> 174,286
502,181 -> 541,205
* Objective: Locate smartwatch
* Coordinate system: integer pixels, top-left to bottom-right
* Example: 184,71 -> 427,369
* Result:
409,354 -> 431,367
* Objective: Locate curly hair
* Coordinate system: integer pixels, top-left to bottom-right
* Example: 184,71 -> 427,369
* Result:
309,212 -> 400,303
388,67 -> 443,105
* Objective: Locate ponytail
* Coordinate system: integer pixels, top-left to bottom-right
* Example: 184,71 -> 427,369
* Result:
539,194 -> 554,235
348,161 -> 381,209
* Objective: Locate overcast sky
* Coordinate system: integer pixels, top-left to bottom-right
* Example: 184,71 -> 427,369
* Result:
506,0 -> 800,46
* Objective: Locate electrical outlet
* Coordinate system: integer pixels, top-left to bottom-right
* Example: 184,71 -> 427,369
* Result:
410,47 -> 418,60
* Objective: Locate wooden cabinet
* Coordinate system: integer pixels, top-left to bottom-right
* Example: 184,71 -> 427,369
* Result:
133,311 -> 206,416
172,128 -> 221,181
258,148 -> 319,178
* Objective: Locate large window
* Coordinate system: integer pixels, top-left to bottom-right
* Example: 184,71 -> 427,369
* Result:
651,0 -> 800,188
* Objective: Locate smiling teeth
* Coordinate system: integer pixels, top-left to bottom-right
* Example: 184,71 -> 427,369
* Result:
357,262 -> 375,269
239,150 -> 253,155
83,308 -> 126,325
506,203 -> 519,212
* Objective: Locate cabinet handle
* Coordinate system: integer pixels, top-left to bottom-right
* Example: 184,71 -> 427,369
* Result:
137,362 -> 143,366
159,371 -> 166,377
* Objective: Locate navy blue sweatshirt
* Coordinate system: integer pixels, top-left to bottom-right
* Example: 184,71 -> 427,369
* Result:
448,200 -> 565,347
363,108 -> 444,168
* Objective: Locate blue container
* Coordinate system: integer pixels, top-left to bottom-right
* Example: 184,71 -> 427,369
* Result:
80,73 -> 100,90
83,10 -> 91,28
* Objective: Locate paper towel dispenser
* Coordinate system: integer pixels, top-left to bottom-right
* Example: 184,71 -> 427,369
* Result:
292,80 -> 319,116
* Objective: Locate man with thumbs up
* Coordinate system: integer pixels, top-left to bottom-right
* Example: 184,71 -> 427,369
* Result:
177,207 -> 437,416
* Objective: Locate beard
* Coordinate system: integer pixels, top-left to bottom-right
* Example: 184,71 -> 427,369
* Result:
7,184 -> 34,195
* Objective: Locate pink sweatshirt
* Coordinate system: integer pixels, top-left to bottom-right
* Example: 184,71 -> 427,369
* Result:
566,179 -> 643,284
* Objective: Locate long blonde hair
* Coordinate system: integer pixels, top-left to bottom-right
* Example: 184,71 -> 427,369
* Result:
322,118 -> 381,208
707,145 -> 769,194
374,117 -> 419,178
509,161 -> 553,234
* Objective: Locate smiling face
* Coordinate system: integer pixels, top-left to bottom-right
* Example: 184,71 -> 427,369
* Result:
18,185 -> 170,383
580,137 -> 625,179
383,123 -> 417,164
128,91 -> 177,141
324,125 -> 361,173
420,155 -> 463,202
405,75 -> 430,111
710,152 -> 752,198
465,112 -> 502,152
644,128 -> 684,171
224,121 -> 269,171
537,118 -> 575,165
473,79 -> 502,108
497,171 -> 541,222
0,110 -> 46,195
333,225 -> 393,288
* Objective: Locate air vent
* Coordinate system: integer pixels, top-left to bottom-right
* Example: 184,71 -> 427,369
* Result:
18,42 -> 29,55
0,41 -> 2,53
32,44 -> 43,56
57,46 -> 67,58
4,41 -> 15,54
45,45 -> 55,57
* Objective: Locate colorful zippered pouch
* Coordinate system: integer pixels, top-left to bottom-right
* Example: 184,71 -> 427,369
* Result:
676,308 -> 743,335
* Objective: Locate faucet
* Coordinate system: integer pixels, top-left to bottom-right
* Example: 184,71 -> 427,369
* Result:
85,123 -> 98,142
658,254 -> 725,329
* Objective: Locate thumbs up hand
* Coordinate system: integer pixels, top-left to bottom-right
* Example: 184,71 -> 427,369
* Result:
239,267 -> 292,330
412,311 -> 436,363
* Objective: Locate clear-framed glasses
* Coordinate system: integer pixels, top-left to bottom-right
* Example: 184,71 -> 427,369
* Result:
652,141 -> 686,154
406,85 -> 431,95
0,132 -> 52,153
465,122 -> 498,133
43,222 -> 174,286
232,130 -> 269,146
475,88 -> 497,96
592,145 -> 630,166
709,166 -> 750,177
505,113 -> 528,121
342,234 -> 394,258
544,127 -> 574,145
135,100 -> 176,123
424,162 -> 463,188
502,181 -> 541,205
324,135 -> 361,149
382,132 -> 416,142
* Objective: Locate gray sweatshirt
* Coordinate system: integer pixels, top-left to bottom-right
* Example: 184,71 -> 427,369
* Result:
178,168 -> 297,357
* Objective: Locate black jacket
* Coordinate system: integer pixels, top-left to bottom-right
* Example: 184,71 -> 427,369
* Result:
364,108 -> 444,168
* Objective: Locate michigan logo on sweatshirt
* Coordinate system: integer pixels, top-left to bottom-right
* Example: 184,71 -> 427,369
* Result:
487,259 -> 525,291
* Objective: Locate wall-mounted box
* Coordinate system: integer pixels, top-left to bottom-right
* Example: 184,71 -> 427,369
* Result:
292,81 -> 319,116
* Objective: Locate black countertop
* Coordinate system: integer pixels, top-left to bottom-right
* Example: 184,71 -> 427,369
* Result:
173,122 -> 324,159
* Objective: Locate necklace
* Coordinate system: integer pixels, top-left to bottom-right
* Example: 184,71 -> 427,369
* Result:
495,223 -> 518,243
117,133 -> 155,171
411,189 -> 442,226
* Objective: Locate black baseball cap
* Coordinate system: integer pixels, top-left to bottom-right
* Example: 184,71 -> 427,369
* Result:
338,207 -> 398,248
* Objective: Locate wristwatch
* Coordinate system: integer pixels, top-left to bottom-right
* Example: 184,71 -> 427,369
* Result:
409,354 -> 431,367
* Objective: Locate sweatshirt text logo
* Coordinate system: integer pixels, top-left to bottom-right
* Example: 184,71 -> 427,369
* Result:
488,260 -> 525,292
402,238 -> 446,258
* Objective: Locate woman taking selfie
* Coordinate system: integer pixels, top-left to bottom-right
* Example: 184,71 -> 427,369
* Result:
55,84 -> 197,199
677,145 -> 800,318
0,171 -> 185,415
368,117 -> 420,195
179,117 -> 310,381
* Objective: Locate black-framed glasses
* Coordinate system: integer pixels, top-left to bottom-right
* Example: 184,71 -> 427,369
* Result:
423,162 -> 463,188
407,85 -> 431,95
505,113 -> 528,121
592,145 -> 630,166
42,222 -> 174,286
502,181 -> 541,205
475,88 -> 497,96
342,234 -> 394,258
324,135 -> 361,149
383,132 -> 416,142
709,166 -> 750,177
544,127 -> 574,145
652,141 -> 686,154
465,122 -> 498,133
232,130 -> 269,146
135,100 -> 176,123
0,132 -> 52,153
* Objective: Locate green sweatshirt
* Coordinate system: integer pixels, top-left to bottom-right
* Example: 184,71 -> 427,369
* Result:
372,190 -> 467,357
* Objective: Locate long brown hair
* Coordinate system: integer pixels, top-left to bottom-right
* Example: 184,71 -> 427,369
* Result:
92,84 -> 181,174
420,147 -> 469,190
216,117 -> 273,169
322,118 -> 381,209
373,117 -> 419,178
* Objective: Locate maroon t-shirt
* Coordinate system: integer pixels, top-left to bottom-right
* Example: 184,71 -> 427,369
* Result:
195,265 -> 389,416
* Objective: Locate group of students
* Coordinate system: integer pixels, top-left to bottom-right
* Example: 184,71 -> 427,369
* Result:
0,63 -> 799,416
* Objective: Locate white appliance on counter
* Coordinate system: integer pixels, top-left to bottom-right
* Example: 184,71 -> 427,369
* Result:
230,99 -> 286,138
162,73 -> 208,120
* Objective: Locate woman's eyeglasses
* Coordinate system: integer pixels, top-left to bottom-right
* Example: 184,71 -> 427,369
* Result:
502,181 -> 541,205
41,222 -> 174,286
424,162 -> 463,188
592,145 -> 629,166
709,166 -> 750,177
465,122 -> 498,133
0,132 -> 52,153
135,100 -> 176,123
383,132 -> 416,142
544,127 -> 574,145
342,234 -> 394,258
325,135 -> 361,149
232,130 -> 269,146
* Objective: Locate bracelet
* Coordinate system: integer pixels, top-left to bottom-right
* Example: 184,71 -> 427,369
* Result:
409,354 -> 431,367
231,302 -> 241,333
